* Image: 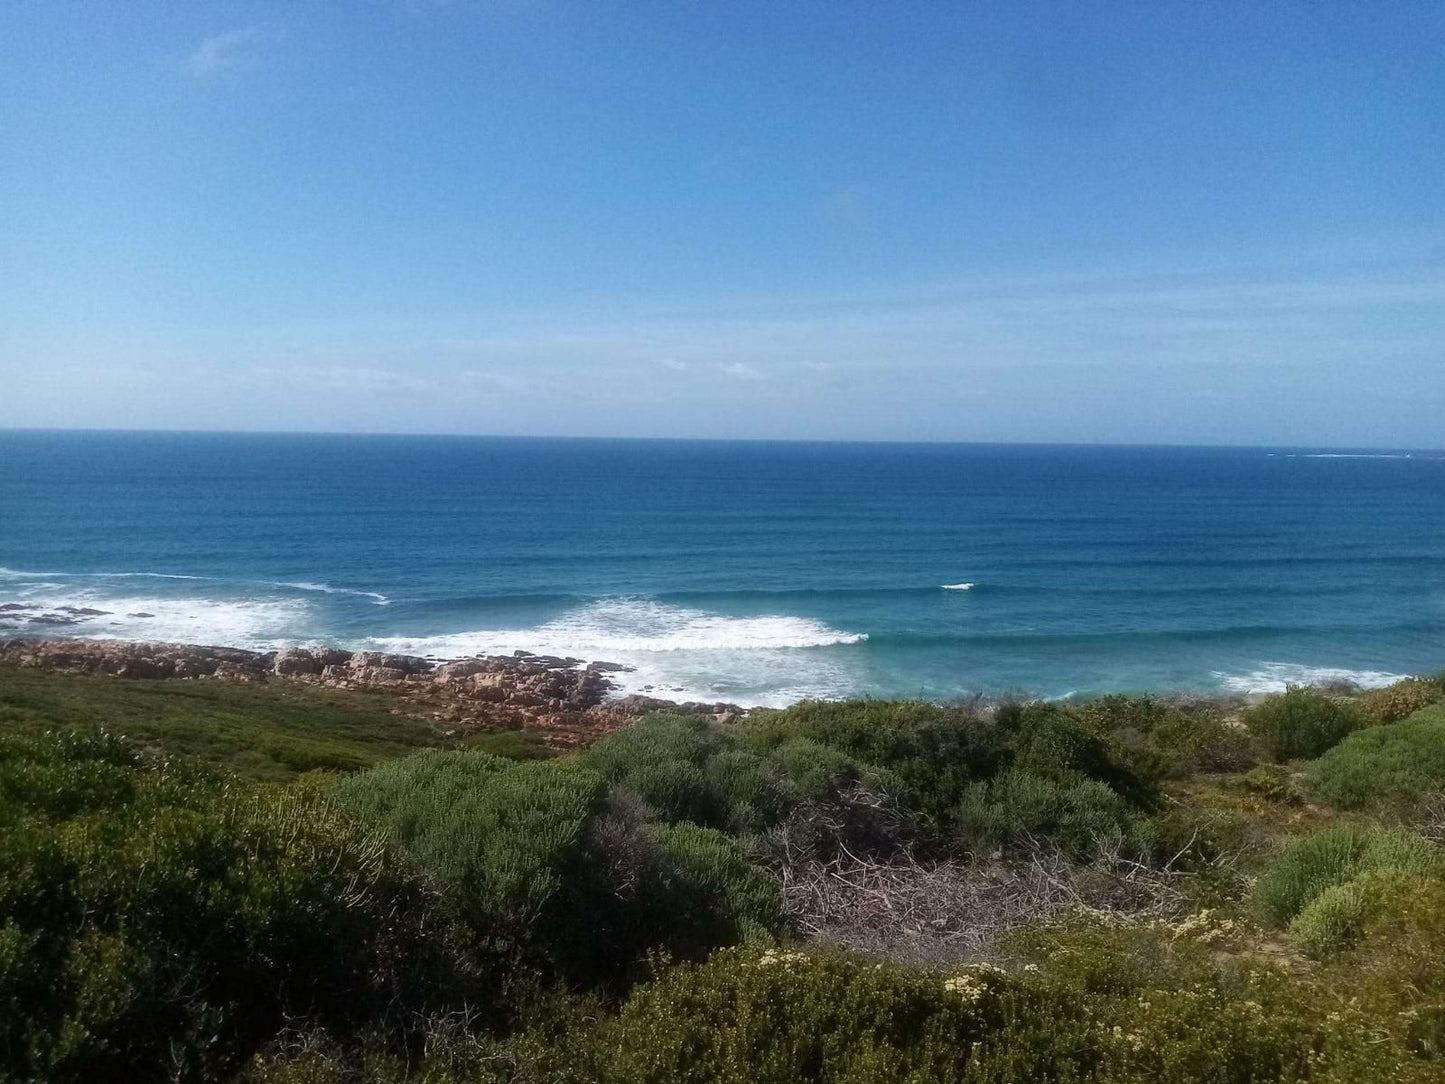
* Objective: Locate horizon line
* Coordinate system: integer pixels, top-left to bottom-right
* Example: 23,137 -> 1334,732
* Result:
2,425 -> 1443,455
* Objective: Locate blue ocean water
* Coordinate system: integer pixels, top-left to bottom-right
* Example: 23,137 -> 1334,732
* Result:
1,431 -> 1442,705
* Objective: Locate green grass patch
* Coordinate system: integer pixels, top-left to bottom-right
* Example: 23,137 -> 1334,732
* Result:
0,665 -> 451,778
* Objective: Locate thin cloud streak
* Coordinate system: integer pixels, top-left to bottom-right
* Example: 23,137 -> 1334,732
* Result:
185,25 -> 266,77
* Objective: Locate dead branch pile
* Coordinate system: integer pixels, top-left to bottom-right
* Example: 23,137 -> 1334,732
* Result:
779,834 -> 1198,970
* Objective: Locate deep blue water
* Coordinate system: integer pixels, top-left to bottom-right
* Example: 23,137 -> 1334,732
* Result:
2,431 -> 1443,705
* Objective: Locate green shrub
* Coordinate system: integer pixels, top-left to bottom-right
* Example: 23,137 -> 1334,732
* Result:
742,700 -> 1004,824
1077,695 -> 1259,779
745,700 -> 1154,850
582,714 -> 789,834
1244,686 -> 1366,761
1358,678 -> 1443,725
0,732 -> 449,1084
1256,824 -> 1444,927
336,750 -> 782,985
952,769 -> 1139,856
336,751 -> 615,977
644,823 -> 783,952
1289,868 -> 1429,956
1241,763 -> 1305,805
1308,705 -> 1445,808
603,941 -> 1435,1083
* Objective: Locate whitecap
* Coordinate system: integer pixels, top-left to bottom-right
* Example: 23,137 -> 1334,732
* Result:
273,581 -> 390,605
1214,662 -> 1411,694
0,585 -> 311,648
364,598 -> 867,707
0,567 -> 210,581
941,582 -> 975,591
367,599 -> 865,657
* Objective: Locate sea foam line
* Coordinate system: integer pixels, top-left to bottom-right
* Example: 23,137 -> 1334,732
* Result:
1214,662 -> 1412,695
0,567 -> 210,581
273,581 -> 390,605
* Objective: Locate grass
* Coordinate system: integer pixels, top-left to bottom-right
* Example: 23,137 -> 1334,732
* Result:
0,664 -> 452,778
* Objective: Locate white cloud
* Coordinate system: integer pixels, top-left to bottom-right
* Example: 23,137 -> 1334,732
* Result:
185,25 -> 266,78
660,358 -> 688,371
721,361 -> 763,381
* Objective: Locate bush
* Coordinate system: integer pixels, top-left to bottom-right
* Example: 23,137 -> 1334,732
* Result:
1358,678 -> 1443,725
603,940 -> 1435,1083
1255,824 -> 1444,927
1308,706 -> 1445,808
742,700 -> 1005,825
744,700 -> 1155,854
1289,868 -> 1429,956
1243,686 -> 1365,761
952,770 -> 1139,856
1078,695 -> 1260,779
0,732 -> 449,1084
644,823 -> 783,952
336,750 -> 782,985
1241,763 -> 1305,805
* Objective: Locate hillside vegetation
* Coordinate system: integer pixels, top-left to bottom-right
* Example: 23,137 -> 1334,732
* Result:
2,663 -> 1444,1082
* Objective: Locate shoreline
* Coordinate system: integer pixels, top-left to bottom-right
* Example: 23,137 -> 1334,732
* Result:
0,635 -> 1329,729
0,636 -> 749,747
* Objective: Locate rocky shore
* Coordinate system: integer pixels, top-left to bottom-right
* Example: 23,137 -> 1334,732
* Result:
0,638 -> 735,747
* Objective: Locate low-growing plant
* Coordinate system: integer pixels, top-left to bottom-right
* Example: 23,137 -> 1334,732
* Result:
1241,762 -> 1306,805
0,732 -> 453,1084
1289,867 -> 1428,956
1244,686 -> 1366,761
335,749 -> 783,986
1308,705 -> 1445,808
604,939 -> 1437,1083
1255,823 -> 1444,927
1077,695 -> 1260,779
952,769 -> 1141,857
1358,678 -> 1444,725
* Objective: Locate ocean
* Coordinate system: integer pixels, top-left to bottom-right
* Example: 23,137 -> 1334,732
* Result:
1,430 -> 1442,706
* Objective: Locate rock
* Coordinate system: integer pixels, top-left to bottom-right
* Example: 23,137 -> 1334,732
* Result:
349,652 -> 432,675
273,647 -> 324,676
436,659 -> 490,681
586,660 -> 632,673
350,665 -> 408,683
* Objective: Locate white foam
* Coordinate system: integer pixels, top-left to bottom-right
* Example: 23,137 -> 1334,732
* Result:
0,567 -> 210,581
0,585 -> 310,648
364,599 -> 867,707
274,581 -> 390,605
367,599 -> 865,656
941,582 -> 975,591
1214,662 -> 1412,694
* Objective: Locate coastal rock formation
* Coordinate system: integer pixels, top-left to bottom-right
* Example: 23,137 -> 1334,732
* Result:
0,637 -> 720,747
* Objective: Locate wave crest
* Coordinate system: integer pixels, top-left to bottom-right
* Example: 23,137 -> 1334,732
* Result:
1214,662 -> 1411,694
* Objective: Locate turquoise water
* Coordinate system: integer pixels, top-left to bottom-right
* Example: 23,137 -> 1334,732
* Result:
1,431 -> 1442,705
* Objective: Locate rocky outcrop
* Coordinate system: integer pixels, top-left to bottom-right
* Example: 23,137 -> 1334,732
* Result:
0,637 -> 720,748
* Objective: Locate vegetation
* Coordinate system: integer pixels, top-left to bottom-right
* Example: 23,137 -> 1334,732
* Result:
0,664 -> 457,778
0,731 -> 457,1084
2,664 -> 1444,1082
1242,685 -> 1365,761
1307,701 -> 1445,808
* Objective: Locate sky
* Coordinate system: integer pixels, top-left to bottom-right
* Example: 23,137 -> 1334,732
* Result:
2,2 -> 1443,446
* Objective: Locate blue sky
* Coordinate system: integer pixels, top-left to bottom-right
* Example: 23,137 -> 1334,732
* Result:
2,2 -> 1442,445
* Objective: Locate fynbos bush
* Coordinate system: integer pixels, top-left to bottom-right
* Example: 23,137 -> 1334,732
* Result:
1244,686 -> 1365,761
